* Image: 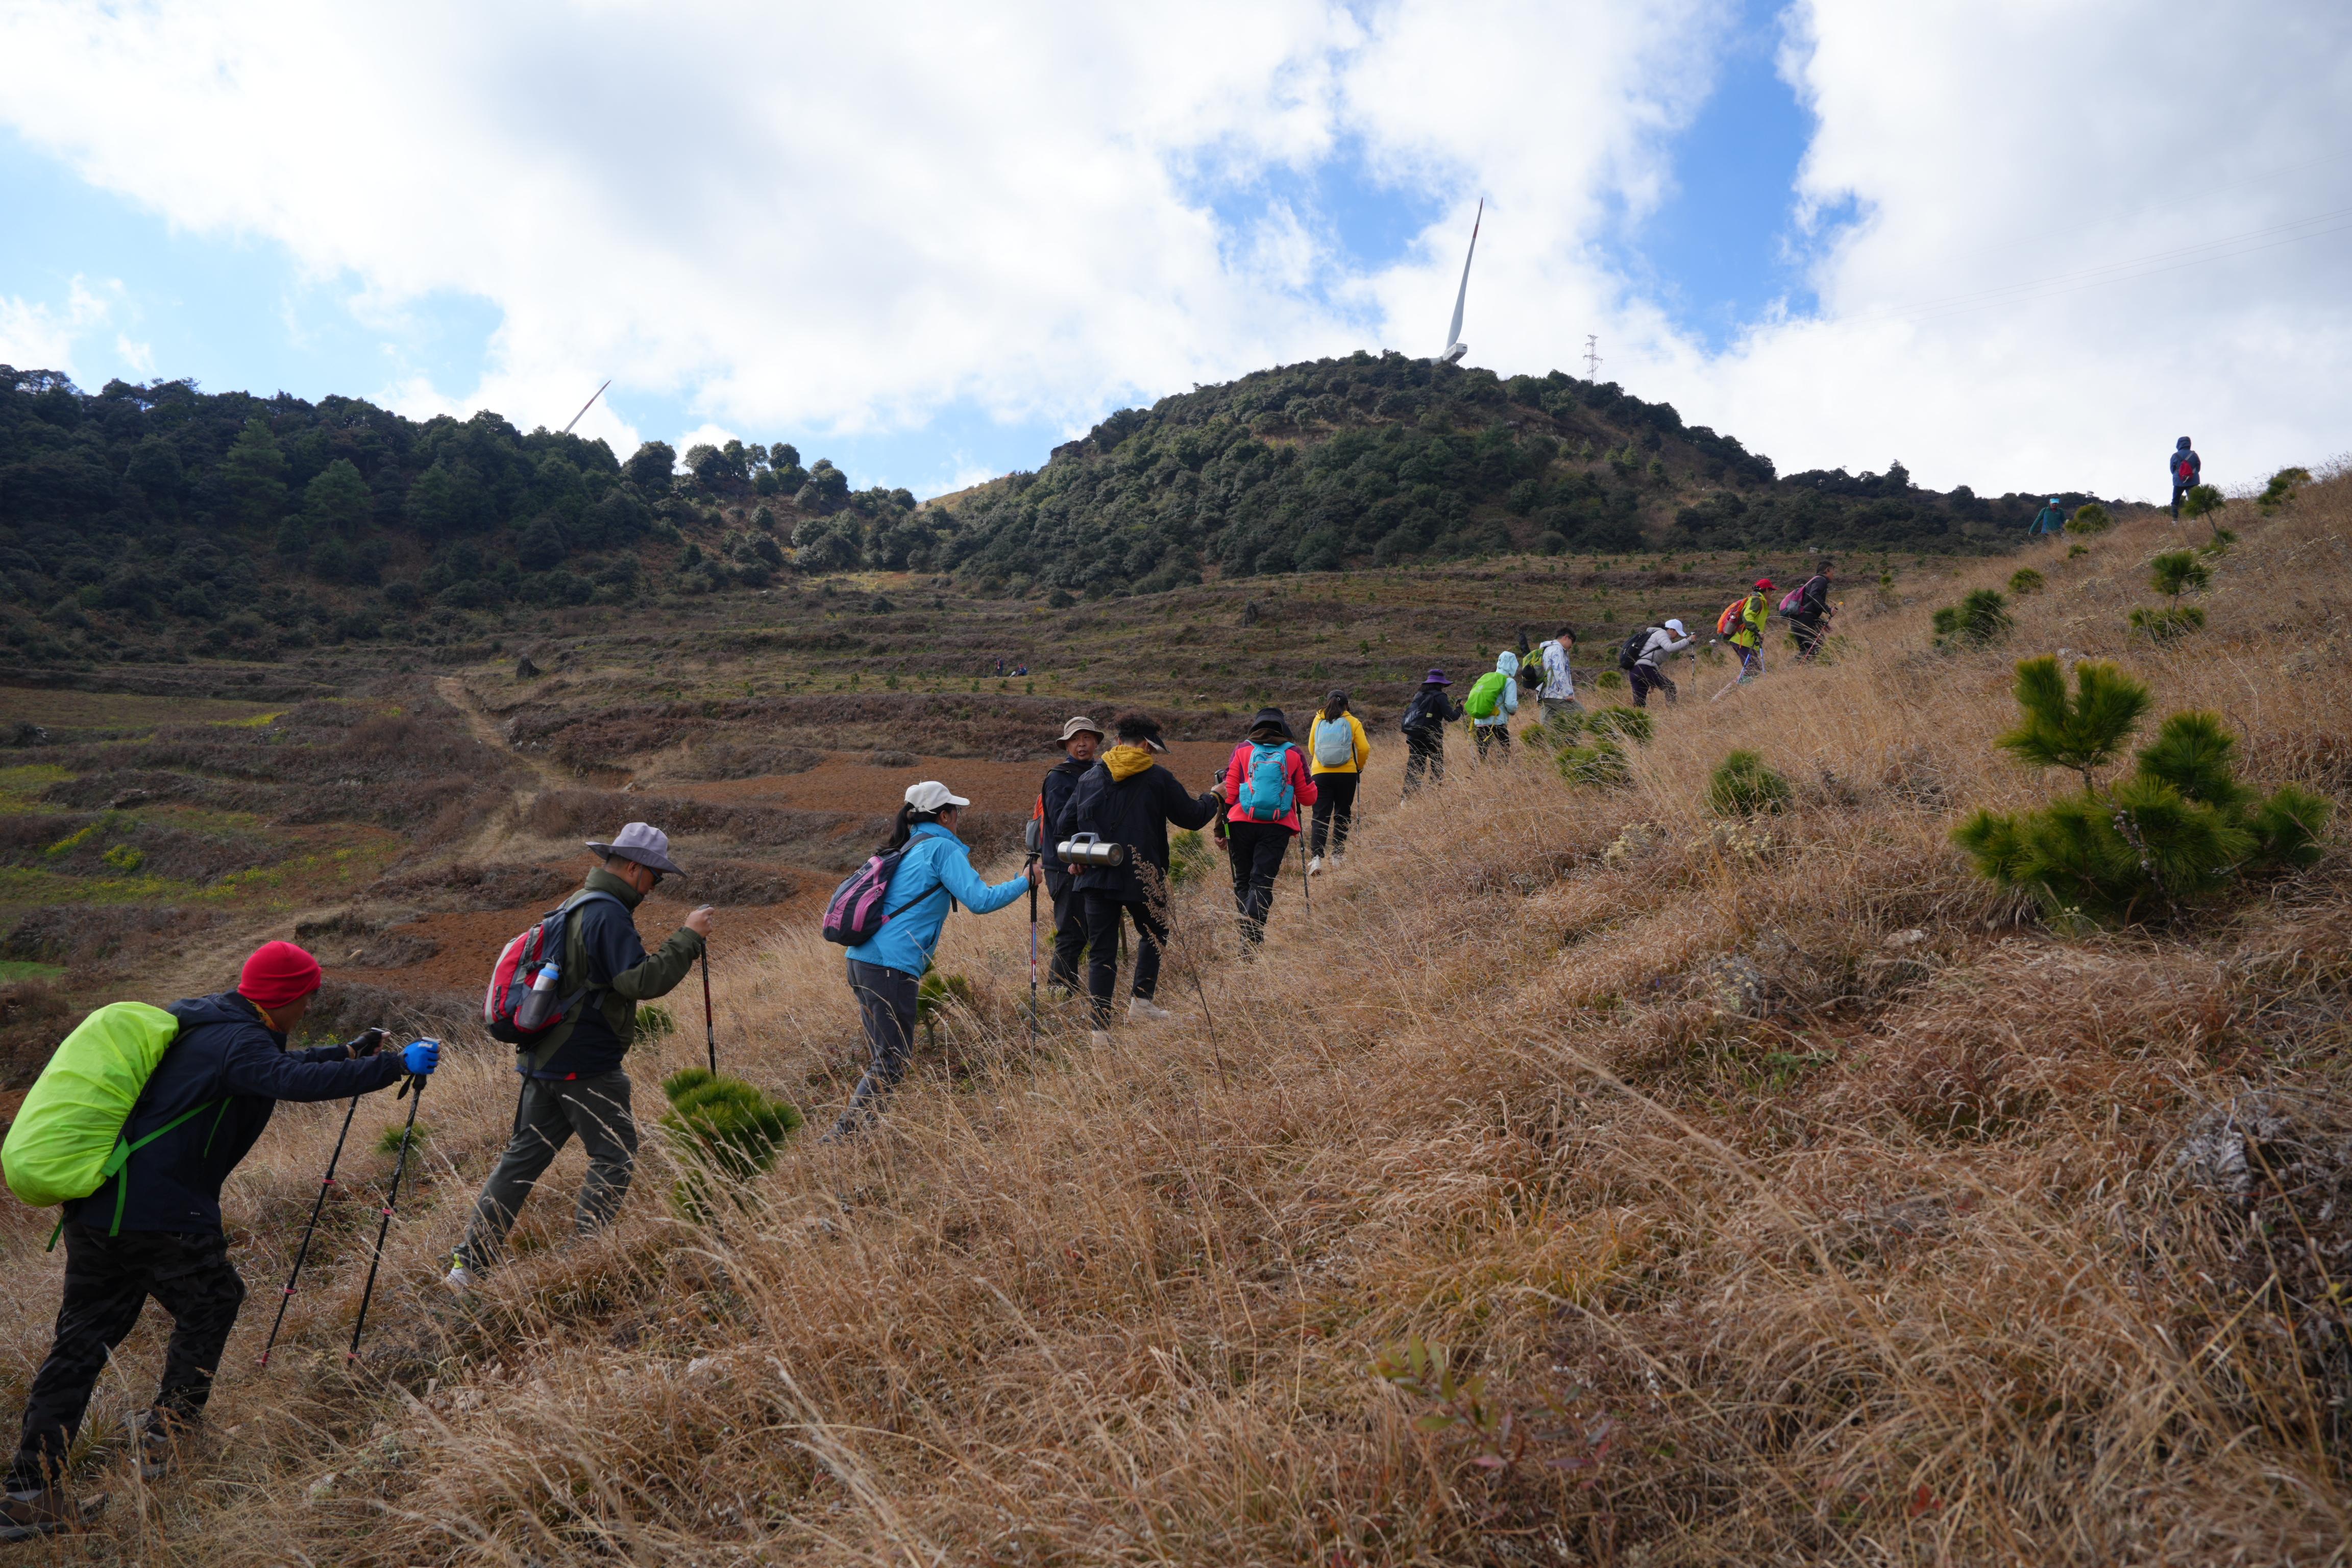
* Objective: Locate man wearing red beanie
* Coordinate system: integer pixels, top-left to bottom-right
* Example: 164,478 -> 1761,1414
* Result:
2,942 -> 437,1537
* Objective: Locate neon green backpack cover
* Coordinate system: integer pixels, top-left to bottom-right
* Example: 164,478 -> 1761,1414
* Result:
1463,670 -> 1508,719
4,1002 -> 183,1209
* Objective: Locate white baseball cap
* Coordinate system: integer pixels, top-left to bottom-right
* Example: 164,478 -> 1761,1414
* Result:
1664,618 -> 1687,636
905,780 -> 970,813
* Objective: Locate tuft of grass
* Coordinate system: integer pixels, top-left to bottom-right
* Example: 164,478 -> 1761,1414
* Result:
1931,587 -> 2012,648
2008,567 -> 2045,596
1706,748 -> 1792,816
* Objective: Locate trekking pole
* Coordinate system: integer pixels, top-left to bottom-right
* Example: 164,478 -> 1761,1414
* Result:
347,1052 -> 431,1363
260,1029 -> 381,1367
1027,873 -> 1040,1048
700,949 -> 717,1075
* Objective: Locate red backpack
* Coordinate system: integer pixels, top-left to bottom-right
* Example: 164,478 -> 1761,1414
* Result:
482,891 -> 623,1045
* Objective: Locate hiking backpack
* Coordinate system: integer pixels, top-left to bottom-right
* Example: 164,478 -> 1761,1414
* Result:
1234,741 -> 1297,820
1618,626 -> 1654,670
1311,716 -> 1355,768
1401,690 -> 1446,736
1716,598 -> 1748,636
3,1002 -> 191,1236
1777,585 -> 1805,615
822,847 -> 909,946
483,890 -> 625,1044
1463,670 -> 1509,719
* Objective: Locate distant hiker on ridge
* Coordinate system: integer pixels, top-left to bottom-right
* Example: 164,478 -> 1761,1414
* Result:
2029,497 -> 2066,536
1785,561 -> 1835,662
2170,437 -> 2201,518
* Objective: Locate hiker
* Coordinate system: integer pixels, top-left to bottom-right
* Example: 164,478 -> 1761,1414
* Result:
2169,437 -> 2201,517
1400,670 -> 1462,797
2029,497 -> 2066,536
1467,651 -> 1521,761
2,942 -> 432,1535
1305,688 -> 1368,874
1728,579 -> 1771,683
828,783 -> 1036,1136
1214,708 -> 1318,945
448,823 -> 712,1287
1037,716 -> 1105,994
1627,618 -> 1694,707
1786,562 -> 1834,661
1064,711 -> 1221,1044
1536,627 -> 1580,725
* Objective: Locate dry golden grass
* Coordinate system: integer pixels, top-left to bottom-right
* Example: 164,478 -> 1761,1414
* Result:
6,481 -> 2352,1564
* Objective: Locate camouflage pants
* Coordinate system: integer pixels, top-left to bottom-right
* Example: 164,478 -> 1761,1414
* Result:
8,1224 -> 245,1489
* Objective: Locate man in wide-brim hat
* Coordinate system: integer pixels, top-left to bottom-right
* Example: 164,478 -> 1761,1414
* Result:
1038,716 -> 1106,996
448,822 -> 713,1291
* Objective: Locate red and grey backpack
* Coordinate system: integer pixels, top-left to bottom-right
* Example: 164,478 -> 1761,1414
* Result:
483,890 -> 624,1044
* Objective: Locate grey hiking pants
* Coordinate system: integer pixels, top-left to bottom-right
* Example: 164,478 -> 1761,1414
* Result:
457,1070 -> 637,1268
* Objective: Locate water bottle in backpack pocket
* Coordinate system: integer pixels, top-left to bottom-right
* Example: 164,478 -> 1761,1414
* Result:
484,891 -> 623,1045
1234,741 -> 1296,820
1311,716 -> 1355,768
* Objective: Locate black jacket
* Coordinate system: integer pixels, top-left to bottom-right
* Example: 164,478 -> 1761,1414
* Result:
1065,760 -> 1219,902
1792,574 -> 1831,620
1402,685 -> 1463,745
536,868 -> 706,1080
66,992 -> 404,1235
1038,755 -> 1093,898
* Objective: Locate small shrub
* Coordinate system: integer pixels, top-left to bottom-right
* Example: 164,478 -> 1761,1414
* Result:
1556,739 -> 1631,789
660,1067 -> 802,1217
1592,669 -> 1625,691
2179,483 -> 2225,525
1931,588 -> 2012,649
916,967 -> 976,1048
2065,503 -> 2112,534
2067,544 -> 2089,559
2197,528 -> 2237,556
636,1001 -> 676,1041
1585,706 -> 1655,745
2128,604 -> 2208,642
1707,750 -> 1792,817
1169,828 -> 1213,885
101,843 -> 144,872
2008,568 -> 2045,596
1955,659 -> 2329,925
2149,550 -> 2210,600
2257,466 -> 2310,514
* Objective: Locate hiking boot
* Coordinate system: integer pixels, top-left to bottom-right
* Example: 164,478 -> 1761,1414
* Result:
1088,1030 -> 1112,1049
1307,855 -> 1324,876
1127,997 -> 1173,1023
444,1261 -> 478,1294
0,1487 -> 101,1542
125,1413 -> 175,1482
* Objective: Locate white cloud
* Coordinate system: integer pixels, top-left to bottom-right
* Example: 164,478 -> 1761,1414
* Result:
0,1 -> 2344,498
0,276 -> 114,378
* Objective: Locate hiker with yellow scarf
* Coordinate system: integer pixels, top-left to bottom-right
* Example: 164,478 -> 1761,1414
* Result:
1062,710 -> 1221,1046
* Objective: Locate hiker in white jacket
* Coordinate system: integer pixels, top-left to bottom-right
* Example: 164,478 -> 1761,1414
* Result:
1471,650 -> 1520,762
1630,619 -> 1695,708
1536,628 -> 1580,726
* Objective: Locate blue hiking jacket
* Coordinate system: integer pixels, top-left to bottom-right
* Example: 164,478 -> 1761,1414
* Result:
845,822 -> 1025,978
66,992 -> 404,1235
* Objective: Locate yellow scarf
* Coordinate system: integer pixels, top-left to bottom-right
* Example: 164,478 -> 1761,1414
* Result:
1104,744 -> 1156,782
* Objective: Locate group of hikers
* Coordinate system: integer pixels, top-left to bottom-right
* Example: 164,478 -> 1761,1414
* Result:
0,559 -> 1847,1540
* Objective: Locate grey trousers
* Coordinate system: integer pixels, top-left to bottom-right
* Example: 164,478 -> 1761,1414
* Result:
457,1070 -> 637,1268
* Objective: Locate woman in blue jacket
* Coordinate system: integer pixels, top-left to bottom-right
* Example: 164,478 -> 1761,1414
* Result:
831,780 -> 1037,1136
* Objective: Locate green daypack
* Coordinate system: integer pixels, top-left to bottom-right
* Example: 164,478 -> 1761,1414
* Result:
1463,670 -> 1509,719
3,1002 -> 189,1213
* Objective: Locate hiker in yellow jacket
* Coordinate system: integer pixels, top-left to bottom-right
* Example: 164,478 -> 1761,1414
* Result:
1303,688 -> 1368,874
1729,578 -> 1772,684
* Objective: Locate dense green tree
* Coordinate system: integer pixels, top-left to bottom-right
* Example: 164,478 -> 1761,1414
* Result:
301,457 -> 372,536
624,440 -> 677,492
219,416 -> 289,526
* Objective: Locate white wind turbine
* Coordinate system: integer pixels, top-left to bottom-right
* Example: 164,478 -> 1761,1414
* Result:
1435,199 -> 1482,365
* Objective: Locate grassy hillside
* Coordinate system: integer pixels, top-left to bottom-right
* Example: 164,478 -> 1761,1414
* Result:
0,466 -> 2343,1561
934,355 -> 2094,597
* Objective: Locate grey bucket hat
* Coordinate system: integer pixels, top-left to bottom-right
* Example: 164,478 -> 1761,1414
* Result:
586,821 -> 685,877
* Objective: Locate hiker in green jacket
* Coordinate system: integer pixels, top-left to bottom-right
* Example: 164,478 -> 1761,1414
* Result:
448,822 -> 710,1290
1730,579 -> 1771,683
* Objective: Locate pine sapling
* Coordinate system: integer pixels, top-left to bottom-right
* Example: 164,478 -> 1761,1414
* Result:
1994,656 -> 2150,794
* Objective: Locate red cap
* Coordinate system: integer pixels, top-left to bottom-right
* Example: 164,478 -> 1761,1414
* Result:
238,940 -> 323,1010
1754,578 -> 1774,591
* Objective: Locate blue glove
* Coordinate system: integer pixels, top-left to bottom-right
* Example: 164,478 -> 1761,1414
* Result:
401,1039 -> 441,1076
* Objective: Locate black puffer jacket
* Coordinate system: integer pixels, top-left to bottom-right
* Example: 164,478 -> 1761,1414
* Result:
1038,755 -> 1094,898
1065,758 -> 1219,903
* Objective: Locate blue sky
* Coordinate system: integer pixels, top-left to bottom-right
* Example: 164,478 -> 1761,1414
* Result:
3,2 -> 2346,499
0,2 -> 1819,494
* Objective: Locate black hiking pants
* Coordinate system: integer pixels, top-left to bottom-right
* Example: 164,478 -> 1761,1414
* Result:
1046,881 -> 1090,993
1308,772 -> 1358,859
1082,893 -> 1168,1027
1790,616 -> 1826,659
1630,664 -> 1677,707
8,1224 -> 245,1490
1224,819 -> 1293,944
1402,736 -> 1445,795
1472,723 -> 1512,761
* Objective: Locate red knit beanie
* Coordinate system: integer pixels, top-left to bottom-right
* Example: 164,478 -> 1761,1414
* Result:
238,940 -> 323,1010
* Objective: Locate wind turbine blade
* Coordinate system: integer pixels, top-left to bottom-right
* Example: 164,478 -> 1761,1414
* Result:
1443,199 -> 1483,352
561,378 -> 614,435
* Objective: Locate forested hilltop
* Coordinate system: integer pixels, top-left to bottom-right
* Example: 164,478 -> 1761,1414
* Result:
0,366 -> 912,665
2,356 -> 2093,667
935,354 -> 2091,597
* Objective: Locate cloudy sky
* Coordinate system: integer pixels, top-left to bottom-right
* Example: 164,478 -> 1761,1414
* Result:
2,0 -> 2346,501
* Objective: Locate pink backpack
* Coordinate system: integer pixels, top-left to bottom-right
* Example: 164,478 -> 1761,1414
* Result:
822,848 -> 908,946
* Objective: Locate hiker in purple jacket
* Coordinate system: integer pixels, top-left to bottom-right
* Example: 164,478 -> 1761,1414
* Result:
2169,437 -> 2201,517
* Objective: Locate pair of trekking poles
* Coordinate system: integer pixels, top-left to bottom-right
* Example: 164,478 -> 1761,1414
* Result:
261,949 -> 726,1366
